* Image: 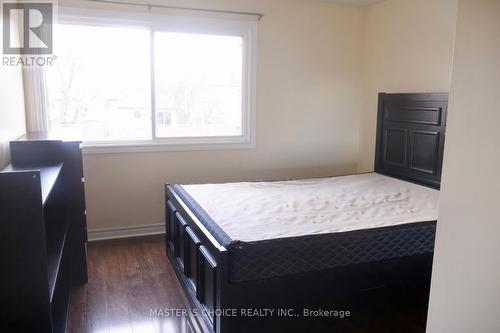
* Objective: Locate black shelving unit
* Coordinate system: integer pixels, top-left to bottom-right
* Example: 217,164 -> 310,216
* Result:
0,133 -> 88,333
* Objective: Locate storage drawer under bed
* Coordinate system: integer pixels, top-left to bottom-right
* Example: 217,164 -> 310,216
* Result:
166,200 -> 176,253
174,212 -> 188,271
185,226 -> 201,296
167,204 -> 218,329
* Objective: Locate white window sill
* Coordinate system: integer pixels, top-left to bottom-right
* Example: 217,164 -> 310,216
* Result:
81,137 -> 255,154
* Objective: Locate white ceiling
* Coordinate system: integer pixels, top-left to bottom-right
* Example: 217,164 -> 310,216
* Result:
320,0 -> 385,5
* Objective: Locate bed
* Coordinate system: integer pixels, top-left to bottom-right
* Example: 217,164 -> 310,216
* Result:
165,93 -> 448,333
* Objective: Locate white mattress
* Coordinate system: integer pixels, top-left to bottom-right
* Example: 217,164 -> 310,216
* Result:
181,173 -> 439,242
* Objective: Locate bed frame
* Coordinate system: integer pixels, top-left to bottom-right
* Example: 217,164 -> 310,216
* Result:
165,93 -> 448,333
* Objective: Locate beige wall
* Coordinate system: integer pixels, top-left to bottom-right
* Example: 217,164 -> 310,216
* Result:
0,16 -> 26,168
79,0 -> 366,230
358,0 -> 458,171
427,1 -> 500,332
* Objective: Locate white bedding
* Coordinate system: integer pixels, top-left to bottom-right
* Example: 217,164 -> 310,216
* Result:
181,173 -> 439,242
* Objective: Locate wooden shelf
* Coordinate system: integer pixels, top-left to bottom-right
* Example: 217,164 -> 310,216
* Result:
47,222 -> 68,303
19,131 -> 82,142
3,164 -> 63,205
1,137 -> 88,332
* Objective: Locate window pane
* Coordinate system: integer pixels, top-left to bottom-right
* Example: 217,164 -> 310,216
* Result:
47,24 -> 151,141
154,32 -> 243,138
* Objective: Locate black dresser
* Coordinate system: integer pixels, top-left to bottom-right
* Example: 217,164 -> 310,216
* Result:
0,132 -> 88,333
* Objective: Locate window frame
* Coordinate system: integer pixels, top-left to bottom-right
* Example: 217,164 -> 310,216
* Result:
54,7 -> 257,154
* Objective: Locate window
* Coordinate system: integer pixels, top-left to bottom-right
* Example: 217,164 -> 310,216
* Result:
45,10 -> 256,152
47,25 -> 151,141
154,32 -> 243,138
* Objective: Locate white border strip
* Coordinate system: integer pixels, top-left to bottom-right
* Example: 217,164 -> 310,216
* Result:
87,223 -> 165,242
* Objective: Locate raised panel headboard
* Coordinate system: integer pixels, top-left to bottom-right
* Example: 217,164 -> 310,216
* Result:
374,93 -> 448,189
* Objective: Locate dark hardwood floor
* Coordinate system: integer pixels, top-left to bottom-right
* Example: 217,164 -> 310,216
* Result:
69,235 -> 429,333
68,235 -> 202,333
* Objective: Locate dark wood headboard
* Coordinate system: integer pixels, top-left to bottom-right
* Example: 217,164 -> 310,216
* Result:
375,93 -> 448,189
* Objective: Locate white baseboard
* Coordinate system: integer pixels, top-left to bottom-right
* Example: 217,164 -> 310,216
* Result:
87,223 -> 165,242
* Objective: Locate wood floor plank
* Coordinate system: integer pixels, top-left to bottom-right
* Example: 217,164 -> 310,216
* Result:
68,284 -> 87,333
104,243 -> 133,333
139,238 -> 193,333
86,243 -> 109,333
117,238 -> 158,333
